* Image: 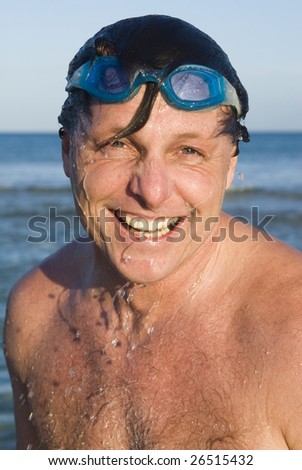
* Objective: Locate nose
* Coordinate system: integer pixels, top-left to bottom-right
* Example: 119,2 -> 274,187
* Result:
128,155 -> 172,210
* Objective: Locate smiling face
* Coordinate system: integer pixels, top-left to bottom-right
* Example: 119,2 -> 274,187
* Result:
63,88 -> 237,284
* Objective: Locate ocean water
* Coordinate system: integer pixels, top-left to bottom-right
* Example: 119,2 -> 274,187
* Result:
0,132 -> 301,449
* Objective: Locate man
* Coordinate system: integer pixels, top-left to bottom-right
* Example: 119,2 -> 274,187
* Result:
4,15 -> 302,450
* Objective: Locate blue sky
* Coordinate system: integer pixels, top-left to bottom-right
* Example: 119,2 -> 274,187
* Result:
1,0 -> 301,132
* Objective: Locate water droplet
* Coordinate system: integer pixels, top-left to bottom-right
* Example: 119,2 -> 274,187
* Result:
125,291 -> 134,304
112,281 -> 131,302
28,412 -> 34,421
111,338 -> 119,347
147,326 -> 154,335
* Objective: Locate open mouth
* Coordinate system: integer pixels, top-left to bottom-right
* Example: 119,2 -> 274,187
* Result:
113,210 -> 184,239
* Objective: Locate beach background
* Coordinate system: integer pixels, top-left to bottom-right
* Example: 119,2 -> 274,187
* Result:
1,0 -> 302,452
1,132 -> 301,449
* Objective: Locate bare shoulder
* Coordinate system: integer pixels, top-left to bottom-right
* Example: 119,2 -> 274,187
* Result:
4,242 -> 86,377
249,238 -> 302,448
247,236 -> 302,335
3,241 -> 92,449
5,241 -> 84,310
253,237 -> 302,300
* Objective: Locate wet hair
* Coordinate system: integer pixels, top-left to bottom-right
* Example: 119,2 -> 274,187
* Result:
58,15 -> 250,148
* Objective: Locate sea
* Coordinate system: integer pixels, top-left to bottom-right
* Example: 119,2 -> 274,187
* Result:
0,132 -> 301,449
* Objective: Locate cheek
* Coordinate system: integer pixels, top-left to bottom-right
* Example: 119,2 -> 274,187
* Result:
68,158 -> 105,222
75,161 -> 123,204
176,167 -> 227,210
225,156 -> 238,189
82,170 -> 108,201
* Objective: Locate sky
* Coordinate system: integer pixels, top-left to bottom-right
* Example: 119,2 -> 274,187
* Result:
0,0 -> 301,132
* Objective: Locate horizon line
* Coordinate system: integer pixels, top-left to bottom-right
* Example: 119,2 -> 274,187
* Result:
0,129 -> 301,135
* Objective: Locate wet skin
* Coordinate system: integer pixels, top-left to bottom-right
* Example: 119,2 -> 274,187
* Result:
62,89 -> 238,284
4,91 -> 302,449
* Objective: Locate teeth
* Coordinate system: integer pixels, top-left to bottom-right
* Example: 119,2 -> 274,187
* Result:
124,215 -> 179,232
143,227 -> 171,238
116,212 -> 181,237
125,215 -> 146,230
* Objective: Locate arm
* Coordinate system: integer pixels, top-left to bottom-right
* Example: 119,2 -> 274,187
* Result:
8,372 -> 40,449
4,285 -> 41,449
269,275 -> 302,449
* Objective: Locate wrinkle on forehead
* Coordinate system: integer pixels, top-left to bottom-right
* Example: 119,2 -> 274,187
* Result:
86,92 -> 227,146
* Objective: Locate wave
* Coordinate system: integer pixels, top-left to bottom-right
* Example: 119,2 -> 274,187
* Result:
0,185 -> 70,193
1,183 -> 302,201
226,186 -> 302,200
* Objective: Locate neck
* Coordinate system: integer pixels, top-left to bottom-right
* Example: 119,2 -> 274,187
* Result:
84,222 -> 230,334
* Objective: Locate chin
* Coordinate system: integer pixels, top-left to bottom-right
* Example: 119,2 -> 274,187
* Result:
109,252 -> 179,285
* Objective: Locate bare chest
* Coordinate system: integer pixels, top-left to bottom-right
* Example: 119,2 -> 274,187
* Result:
27,309 -> 279,450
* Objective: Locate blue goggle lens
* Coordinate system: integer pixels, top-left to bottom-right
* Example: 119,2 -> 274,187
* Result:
170,71 -> 210,101
66,56 -> 240,114
98,63 -> 129,94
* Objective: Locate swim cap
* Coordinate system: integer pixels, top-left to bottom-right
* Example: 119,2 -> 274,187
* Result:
66,15 -> 248,118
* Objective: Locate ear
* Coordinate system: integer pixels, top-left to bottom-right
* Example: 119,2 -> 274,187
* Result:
226,155 -> 238,189
61,132 -> 71,178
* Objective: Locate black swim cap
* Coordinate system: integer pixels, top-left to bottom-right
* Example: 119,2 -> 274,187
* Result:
66,15 -> 248,119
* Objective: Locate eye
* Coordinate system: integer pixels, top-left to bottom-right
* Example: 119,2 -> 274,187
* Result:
110,140 -> 125,148
181,147 -> 201,155
176,146 -> 206,165
97,138 -> 138,160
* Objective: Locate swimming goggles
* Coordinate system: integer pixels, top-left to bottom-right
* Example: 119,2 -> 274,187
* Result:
66,56 -> 241,115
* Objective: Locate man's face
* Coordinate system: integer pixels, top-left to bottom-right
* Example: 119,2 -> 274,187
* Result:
63,88 -> 237,284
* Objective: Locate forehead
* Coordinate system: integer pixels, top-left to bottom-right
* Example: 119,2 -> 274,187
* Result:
87,87 -> 228,140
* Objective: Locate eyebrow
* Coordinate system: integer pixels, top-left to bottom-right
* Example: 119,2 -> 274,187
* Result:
91,125 -> 217,148
173,132 -> 204,139
91,127 -> 125,145
169,130 -> 218,143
